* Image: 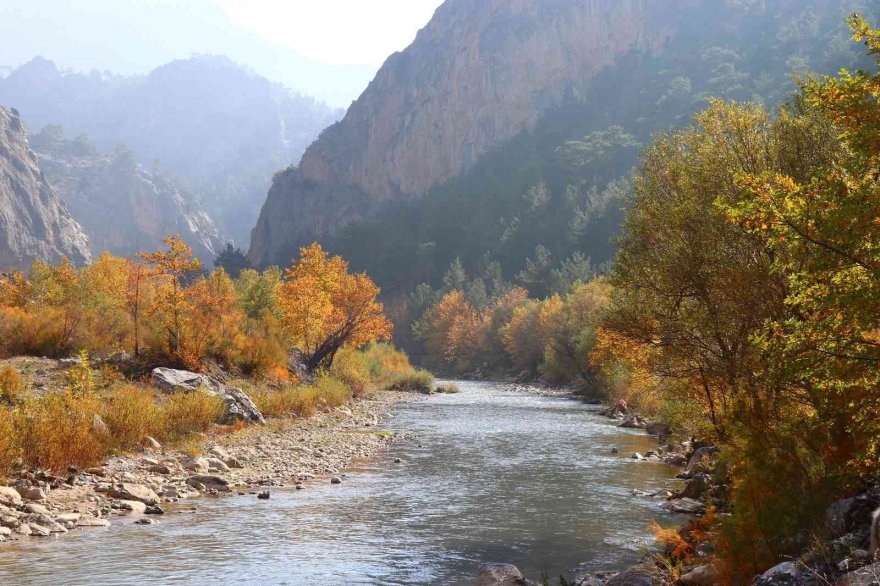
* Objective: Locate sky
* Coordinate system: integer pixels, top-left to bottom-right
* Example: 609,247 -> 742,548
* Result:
0,0 -> 444,107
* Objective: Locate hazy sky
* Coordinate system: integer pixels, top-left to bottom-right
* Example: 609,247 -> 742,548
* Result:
0,0 -> 444,107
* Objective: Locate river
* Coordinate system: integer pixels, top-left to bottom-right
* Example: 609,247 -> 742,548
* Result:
0,380 -> 679,585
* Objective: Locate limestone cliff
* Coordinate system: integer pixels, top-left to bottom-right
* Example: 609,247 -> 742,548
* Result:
0,107 -> 91,270
34,137 -> 224,265
248,0 -> 693,266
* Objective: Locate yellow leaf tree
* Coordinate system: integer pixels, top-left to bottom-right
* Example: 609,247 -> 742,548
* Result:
278,243 -> 391,372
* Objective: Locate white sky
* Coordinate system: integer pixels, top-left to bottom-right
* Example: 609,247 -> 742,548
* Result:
217,0 -> 443,67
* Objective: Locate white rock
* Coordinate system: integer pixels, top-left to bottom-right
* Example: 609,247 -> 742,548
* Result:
0,486 -> 22,507
117,500 -> 147,514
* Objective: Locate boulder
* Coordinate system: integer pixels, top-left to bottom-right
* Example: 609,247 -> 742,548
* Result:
661,498 -> 706,514
55,513 -> 81,524
182,456 -> 210,473
687,446 -> 720,471
679,473 -> 711,500
0,487 -> 22,507
150,367 -> 265,425
186,475 -> 229,491
148,464 -> 171,475
645,421 -> 671,436
604,563 -> 659,586
752,561 -> 806,586
117,500 -> 147,514
679,564 -> 720,585
619,414 -> 646,429
75,516 -> 110,527
837,562 -> 880,586
475,563 -> 531,586
108,483 -> 160,505
19,486 -> 47,501
827,497 -> 857,536
205,458 -> 230,473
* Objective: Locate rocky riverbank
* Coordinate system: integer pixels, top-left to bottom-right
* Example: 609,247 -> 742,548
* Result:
0,390 -> 410,545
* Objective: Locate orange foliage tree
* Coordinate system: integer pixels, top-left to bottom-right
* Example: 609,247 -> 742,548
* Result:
278,243 -> 391,372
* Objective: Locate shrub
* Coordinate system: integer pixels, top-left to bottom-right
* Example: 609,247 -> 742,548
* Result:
159,391 -> 225,440
361,343 -> 414,385
312,372 -> 352,409
0,365 -> 25,404
386,369 -> 435,393
100,384 -> 161,450
0,408 -> 17,475
331,347 -> 372,397
436,383 -> 460,394
14,391 -> 105,472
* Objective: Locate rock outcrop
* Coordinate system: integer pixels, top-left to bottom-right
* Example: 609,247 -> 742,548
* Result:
248,0 -> 693,266
0,107 -> 91,270
151,367 -> 265,425
34,135 -> 223,264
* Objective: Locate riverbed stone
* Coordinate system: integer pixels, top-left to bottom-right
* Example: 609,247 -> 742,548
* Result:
330,476 -> 342,484
117,500 -> 147,514
108,483 -> 160,505
24,503 -> 50,515
151,367 -> 265,425
182,456 -> 210,473
205,457 -> 230,472
149,464 -> 172,475
604,563 -> 658,586
0,487 -> 22,507
687,446 -> 720,471
55,513 -> 81,524
476,563 -> 531,586
75,516 -> 110,527
661,498 -> 706,514
186,475 -> 229,491
837,562 -> 880,586
19,486 -> 47,501
679,564 -> 720,585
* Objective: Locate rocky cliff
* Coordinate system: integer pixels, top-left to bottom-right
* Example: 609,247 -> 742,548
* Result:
248,0 -> 695,266
33,133 -> 223,264
0,107 -> 91,270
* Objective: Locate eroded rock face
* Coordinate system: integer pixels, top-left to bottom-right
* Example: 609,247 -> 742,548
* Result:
248,0 -> 692,266
0,107 -> 91,270
35,143 -> 224,265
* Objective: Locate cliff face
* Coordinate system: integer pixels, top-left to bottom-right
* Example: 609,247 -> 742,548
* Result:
0,107 -> 91,270
248,0 -> 692,266
35,140 -> 224,264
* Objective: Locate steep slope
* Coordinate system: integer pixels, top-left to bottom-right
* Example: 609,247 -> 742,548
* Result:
0,107 -> 90,270
249,0 -> 871,279
248,0 -> 690,266
32,130 -> 223,263
0,55 -> 341,244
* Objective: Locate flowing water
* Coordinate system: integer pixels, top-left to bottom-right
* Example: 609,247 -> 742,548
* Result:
0,380 -> 680,585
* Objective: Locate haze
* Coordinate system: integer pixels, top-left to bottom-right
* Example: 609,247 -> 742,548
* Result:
0,0 -> 443,107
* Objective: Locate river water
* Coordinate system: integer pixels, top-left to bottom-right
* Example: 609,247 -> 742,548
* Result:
0,380 -> 680,585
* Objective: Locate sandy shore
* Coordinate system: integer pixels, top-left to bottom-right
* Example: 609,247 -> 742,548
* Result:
0,390 -> 413,544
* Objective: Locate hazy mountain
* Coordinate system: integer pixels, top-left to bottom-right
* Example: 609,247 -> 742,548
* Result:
32,127 -> 223,264
0,55 -> 342,245
0,107 -> 90,270
249,0 -> 877,293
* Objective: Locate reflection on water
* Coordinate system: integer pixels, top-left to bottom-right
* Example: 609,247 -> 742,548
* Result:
0,381 -> 679,585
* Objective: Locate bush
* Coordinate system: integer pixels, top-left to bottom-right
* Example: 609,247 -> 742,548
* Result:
331,347 -> 372,397
159,391 -> 225,440
13,391 -> 105,472
436,383 -> 460,394
0,409 -> 17,475
0,365 -> 25,404
100,384 -> 161,450
361,343 -> 414,386
386,369 -> 435,393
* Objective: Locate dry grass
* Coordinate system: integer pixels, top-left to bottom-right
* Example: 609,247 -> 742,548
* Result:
0,365 -> 25,404
159,391 -> 225,440
99,384 -> 161,449
386,368 -> 435,393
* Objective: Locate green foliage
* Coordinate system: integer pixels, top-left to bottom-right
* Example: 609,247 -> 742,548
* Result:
214,243 -> 253,278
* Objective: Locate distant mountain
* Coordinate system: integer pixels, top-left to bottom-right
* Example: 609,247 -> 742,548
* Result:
0,107 -> 90,270
249,0 -> 879,294
0,55 -> 342,245
32,127 -> 223,264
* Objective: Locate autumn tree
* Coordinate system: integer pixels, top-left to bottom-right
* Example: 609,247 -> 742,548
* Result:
278,243 -> 391,372
140,235 -> 201,359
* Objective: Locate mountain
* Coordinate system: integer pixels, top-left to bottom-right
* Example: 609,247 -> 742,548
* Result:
0,55 -> 342,245
31,128 -> 223,263
0,107 -> 90,270
248,0 -> 876,291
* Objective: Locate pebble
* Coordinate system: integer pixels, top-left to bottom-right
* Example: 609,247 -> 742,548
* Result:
257,491 -> 270,500
134,518 -> 158,525
330,476 -> 342,484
